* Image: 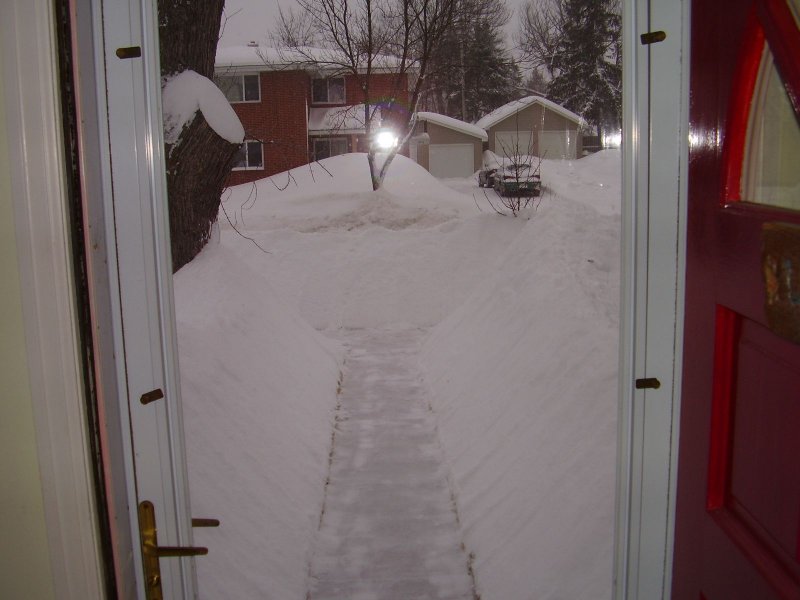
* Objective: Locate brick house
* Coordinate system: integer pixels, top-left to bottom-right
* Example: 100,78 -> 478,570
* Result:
215,44 -> 410,186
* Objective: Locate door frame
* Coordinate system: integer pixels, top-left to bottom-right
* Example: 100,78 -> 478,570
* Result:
2,0 -> 196,597
1,0 -> 691,597
1,0 -> 106,597
615,0 -> 691,598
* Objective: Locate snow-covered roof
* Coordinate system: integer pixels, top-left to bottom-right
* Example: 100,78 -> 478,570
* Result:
308,105 -> 384,135
475,96 -> 585,130
215,44 -> 403,74
416,112 -> 487,141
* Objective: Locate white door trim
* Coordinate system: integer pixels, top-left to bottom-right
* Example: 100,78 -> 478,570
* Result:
615,0 -> 691,598
0,0 -> 106,597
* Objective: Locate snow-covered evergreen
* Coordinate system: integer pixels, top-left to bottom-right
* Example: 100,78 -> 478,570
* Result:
521,0 -> 622,136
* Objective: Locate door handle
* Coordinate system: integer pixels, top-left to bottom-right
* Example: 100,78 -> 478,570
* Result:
138,501 -> 217,599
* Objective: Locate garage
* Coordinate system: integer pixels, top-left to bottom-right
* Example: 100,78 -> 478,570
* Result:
477,96 -> 584,159
494,131 -> 534,158
410,113 -> 487,178
428,143 -> 476,178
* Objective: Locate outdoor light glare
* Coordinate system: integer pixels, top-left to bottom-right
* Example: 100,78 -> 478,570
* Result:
375,130 -> 398,150
605,130 -> 622,148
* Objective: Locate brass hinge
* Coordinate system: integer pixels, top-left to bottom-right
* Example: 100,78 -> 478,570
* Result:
140,388 -> 164,405
635,377 -> 661,390
640,31 -> 667,45
116,46 -> 142,59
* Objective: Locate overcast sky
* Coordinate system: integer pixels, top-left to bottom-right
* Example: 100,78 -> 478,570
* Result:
219,0 -> 529,50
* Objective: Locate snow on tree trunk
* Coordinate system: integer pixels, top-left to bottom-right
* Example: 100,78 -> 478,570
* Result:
158,0 -> 241,272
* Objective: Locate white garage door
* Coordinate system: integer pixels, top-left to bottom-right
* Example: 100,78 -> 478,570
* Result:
538,130 -> 578,160
494,131 -> 534,158
428,143 -> 475,178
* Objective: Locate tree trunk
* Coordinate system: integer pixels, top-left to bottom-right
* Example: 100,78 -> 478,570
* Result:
166,115 -> 240,271
158,0 -> 225,78
158,0 -> 240,272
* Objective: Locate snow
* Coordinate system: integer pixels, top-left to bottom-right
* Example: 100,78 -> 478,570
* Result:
162,70 -> 244,145
475,95 -> 586,130
174,150 -> 621,599
417,112 -> 488,141
174,245 -> 342,599
422,152 -> 620,599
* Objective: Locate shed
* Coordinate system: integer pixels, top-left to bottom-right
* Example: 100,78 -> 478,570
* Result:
410,112 -> 488,178
476,96 -> 585,160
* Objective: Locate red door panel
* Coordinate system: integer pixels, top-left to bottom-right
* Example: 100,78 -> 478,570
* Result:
673,0 -> 800,598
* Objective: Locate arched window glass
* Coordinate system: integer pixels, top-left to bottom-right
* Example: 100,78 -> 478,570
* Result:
742,46 -> 800,210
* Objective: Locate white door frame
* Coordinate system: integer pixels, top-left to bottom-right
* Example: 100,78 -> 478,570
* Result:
1,1 -> 106,597
2,0 -> 691,597
2,0 -> 197,597
615,0 -> 691,598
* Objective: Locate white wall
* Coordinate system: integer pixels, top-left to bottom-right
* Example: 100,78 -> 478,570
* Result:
0,66 -> 56,600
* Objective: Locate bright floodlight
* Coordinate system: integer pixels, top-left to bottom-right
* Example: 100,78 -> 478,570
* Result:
375,130 -> 398,150
604,130 -> 622,148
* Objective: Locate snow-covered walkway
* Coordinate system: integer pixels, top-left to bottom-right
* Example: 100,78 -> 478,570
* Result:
306,328 -> 476,600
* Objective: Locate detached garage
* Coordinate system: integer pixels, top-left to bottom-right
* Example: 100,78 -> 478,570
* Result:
476,96 -> 585,160
410,112 -> 487,178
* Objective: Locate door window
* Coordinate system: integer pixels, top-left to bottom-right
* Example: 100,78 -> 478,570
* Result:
743,48 -> 800,209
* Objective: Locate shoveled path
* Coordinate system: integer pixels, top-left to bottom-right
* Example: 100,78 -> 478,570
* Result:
306,328 -> 475,600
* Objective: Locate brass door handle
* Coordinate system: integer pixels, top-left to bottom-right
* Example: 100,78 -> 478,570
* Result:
138,501 -> 217,599
144,542 -> 208,558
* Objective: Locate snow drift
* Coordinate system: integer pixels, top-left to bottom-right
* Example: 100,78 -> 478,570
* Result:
174,149 -> 621,599
422,150 -> 621,599
174,243 -> 342,599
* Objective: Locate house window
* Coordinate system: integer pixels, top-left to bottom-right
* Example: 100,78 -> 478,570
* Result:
215,73 -> 260,103
312,77 -> 346,104
233,140 -> 264,170
313,137 -> 349,161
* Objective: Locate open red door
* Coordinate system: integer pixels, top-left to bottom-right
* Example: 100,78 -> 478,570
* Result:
673,0 -> 800,598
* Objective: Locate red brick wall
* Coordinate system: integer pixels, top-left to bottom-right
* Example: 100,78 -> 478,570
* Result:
226,70 -> 310,186
225,70 -> 411,187
343,73 -> 410,156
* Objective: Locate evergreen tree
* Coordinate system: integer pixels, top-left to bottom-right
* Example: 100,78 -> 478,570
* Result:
463,18 -> 522,122
422,0 -> 522,122
520,0 -> 621,136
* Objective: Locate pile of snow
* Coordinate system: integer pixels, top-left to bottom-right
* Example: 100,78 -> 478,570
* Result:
221,153 -> 473,231
421,150 -> 621,599
174,244 -> 342,599
162,70 -> 244,145
175,148 -> 621,598
218,154 -> 526,330
540,150 -> 621,216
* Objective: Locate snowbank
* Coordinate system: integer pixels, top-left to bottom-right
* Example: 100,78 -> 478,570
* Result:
175,149 -> 621,598
221,153 -> 473,230
174,243 -> 342,599
421,155 -> 620,599
218,154 -> 526,330
162,70 -> 245,145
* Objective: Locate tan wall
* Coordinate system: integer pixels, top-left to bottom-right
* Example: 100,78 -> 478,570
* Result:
411,120 -> 483,172
0,73 -> 56,599
487,104 -> 582,157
